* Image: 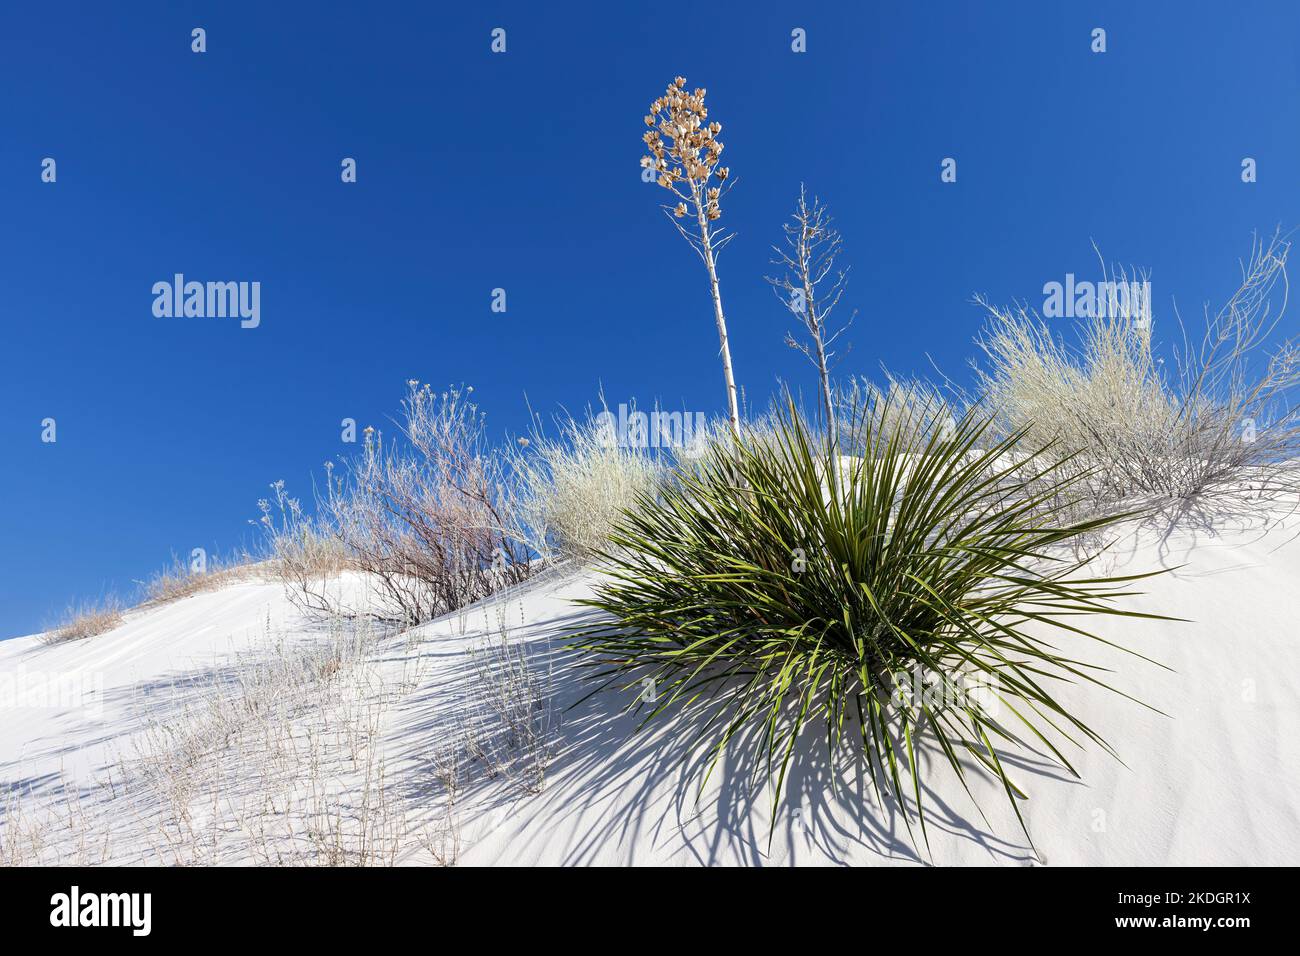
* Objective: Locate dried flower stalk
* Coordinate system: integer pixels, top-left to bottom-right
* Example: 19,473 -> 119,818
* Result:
641,76 -> 740,440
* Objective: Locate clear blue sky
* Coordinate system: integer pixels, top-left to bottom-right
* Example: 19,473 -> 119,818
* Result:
2,1 -> 1297,637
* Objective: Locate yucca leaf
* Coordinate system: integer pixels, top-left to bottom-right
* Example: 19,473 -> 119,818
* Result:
570,388 -> 1173,857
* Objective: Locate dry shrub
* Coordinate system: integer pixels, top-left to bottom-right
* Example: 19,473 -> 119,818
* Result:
257,479 -> 354,616
975,234 -> 1299,515
1170,233 -> 1300,500
322,381 -> 531,625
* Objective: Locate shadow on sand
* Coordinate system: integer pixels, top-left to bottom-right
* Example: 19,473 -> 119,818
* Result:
386,585 -> 1073,866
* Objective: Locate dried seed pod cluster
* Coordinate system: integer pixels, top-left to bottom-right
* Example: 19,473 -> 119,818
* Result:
641,76 -> 729,220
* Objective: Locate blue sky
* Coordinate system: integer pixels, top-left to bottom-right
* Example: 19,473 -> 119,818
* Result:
1,1 -> 1297,637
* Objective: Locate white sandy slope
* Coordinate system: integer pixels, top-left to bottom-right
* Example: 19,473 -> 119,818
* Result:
2,510 -> 1298,866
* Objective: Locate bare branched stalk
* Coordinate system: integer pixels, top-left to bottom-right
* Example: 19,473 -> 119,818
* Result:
642,76 -> 741,441
767,186 -> 856,491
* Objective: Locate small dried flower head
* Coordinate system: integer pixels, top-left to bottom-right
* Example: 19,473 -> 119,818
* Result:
517,437 -> 530,447
674,202 -> 687,217
674,76 -> 686,88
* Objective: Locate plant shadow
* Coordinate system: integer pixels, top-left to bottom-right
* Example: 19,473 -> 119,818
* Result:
389,589 -> 1068,867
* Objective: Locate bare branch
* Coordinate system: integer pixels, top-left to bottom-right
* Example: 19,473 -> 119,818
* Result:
765,186 -> 856,458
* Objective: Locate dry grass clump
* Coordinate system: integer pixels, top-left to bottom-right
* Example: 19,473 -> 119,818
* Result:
38,554 -> 262,649
975,234 -> 1300,516
42,597 -> 124,645
840,377 -> 960,454
428,601 -> 558,818
976,291 -> 1175,503
138,551 -> 262,607
508,406 -> 663,563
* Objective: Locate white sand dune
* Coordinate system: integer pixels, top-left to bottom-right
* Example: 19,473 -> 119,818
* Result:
2,509 -> 1298,865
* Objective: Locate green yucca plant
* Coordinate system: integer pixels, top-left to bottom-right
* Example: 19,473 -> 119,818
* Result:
573,389 -> 1171,855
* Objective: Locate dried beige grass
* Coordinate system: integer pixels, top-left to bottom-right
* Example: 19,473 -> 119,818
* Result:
42,597 -> 124,645
138,553 -> 263,608
508,406 -> 663,563
974,234 -> 1300,517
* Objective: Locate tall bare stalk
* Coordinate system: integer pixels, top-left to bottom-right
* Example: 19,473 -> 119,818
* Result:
767,186 -> 856,489
641,76 -> 740,441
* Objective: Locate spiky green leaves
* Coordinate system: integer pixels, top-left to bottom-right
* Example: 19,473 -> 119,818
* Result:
572,391 -> 1171,855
